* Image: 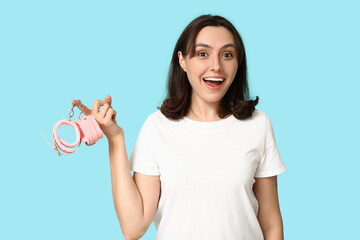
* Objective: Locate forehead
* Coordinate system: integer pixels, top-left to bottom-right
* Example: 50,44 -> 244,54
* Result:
195,26 -> 235,46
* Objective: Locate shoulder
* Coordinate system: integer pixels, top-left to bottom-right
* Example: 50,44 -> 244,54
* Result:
147,110 -> 164,121
139,110 -> 180,133
234,108 -> 268,126
228,109 -> 273,137
251,109 -> 266,119
250,109 -> 279,140
253,109 -> 273,123
139,110 -> 182,140
146,110 -> 181,126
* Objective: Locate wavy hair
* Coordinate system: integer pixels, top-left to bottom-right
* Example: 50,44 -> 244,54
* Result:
158,14 -> 259,120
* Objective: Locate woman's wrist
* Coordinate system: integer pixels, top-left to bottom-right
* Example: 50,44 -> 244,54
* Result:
107,131 -> 124,144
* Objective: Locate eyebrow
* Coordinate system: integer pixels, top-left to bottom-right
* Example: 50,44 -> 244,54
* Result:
195,43 -> 237,49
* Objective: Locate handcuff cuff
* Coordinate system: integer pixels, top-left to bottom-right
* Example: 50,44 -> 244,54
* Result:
41,100 -> 103,156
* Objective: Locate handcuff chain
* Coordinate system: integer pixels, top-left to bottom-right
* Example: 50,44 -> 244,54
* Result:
68,99 -> 86,120
69,105 -> 75,120
78,102 -> 86,119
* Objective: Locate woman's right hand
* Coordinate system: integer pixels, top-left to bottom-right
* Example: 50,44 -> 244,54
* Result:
71,95 -> 124,141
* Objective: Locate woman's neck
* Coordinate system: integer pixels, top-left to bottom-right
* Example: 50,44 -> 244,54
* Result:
185,99 -> 223,122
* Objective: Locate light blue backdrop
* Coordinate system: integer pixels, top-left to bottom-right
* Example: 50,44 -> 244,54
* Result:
1,0 -> 359,239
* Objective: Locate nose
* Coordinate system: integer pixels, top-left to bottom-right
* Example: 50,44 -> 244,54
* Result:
210,55 -> 222,72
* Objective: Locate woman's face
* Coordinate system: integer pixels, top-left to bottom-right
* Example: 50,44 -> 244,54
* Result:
178,26 -> 238,108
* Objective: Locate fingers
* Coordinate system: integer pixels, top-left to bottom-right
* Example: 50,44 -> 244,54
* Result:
105,107 -> 117,122
92,99 -> 109,115
71,100 -> 92,115
71,95 -> 113,117
105,95 -> 112,105
98,102 -> 111,119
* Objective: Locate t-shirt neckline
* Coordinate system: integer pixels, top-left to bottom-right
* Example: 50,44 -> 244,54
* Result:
183,114 -> 235,127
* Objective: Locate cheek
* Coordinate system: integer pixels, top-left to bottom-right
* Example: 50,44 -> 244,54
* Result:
226,63 -> 238,77
187,64 -> 206,81
187,60 -> 206,73
186,73 -> 201,88
229,61 -> 238,70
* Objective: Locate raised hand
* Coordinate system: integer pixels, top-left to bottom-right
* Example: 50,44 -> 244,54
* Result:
71,95 -> 124,141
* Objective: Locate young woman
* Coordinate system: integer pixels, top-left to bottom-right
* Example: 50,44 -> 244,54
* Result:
72,14 -> 286,240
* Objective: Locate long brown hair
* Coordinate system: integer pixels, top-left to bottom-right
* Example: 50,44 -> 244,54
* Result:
158,14 -> 259,120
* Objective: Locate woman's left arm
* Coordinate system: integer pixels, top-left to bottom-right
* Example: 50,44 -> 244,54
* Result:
253,176 -> 284,240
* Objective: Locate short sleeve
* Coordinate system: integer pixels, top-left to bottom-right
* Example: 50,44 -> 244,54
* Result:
254,114 -> 286,178
129,115 -> 160,176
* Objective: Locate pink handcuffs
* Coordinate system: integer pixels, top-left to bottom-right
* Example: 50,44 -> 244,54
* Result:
41,100 -> 103,156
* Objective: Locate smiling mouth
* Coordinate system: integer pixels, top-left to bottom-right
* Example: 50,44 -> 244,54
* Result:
202,77 -> 225,87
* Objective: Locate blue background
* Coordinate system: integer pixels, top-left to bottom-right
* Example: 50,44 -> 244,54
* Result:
1,0 -> 359,239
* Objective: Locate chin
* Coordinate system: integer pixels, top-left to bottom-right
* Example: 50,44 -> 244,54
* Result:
203,95 -> 224,104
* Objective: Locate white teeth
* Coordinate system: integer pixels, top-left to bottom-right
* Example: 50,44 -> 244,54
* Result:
203,77 -> 224,82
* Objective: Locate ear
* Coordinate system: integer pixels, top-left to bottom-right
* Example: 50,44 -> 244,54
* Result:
178,51 -> 187,72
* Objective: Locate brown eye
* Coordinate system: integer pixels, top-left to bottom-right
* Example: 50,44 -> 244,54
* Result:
223,52 -> 233,58
197,52 -> 208,57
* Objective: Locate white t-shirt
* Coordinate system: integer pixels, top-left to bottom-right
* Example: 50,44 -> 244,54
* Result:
129,109 -> 286,240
